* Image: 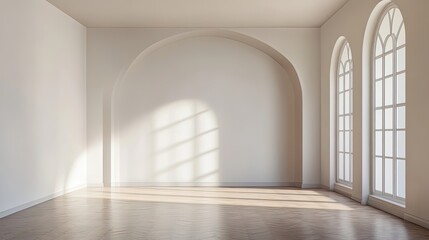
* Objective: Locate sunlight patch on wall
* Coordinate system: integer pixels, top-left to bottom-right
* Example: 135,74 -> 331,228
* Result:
151,100 -> 219,183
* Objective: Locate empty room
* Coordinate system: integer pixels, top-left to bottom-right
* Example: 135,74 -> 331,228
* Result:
1,0 -> 429,239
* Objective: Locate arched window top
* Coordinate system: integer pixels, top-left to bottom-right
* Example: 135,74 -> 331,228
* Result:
375,6 -> 405,58
339,41 -> 352,75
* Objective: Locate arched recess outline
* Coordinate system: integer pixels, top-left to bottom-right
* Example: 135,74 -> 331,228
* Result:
102,29 -> 303,187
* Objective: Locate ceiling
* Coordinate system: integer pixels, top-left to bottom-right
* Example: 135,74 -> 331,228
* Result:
47,0 -> 349,28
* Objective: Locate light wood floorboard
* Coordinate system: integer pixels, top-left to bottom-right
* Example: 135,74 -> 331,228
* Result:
1,187 -> 429,240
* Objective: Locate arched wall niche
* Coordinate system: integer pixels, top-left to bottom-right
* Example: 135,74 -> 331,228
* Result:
103,29 -> 303,187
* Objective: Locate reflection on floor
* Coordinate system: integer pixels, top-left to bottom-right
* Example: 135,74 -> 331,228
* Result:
1,187 -> 429,240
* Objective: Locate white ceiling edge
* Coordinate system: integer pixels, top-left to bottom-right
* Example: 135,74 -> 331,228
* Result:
47,0 -> 350,28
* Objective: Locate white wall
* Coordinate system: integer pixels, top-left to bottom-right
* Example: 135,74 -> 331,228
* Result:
113,36 -> 296,185
0,0 -> 87,216
87,28 -> 321,187
321,0 -> 429,227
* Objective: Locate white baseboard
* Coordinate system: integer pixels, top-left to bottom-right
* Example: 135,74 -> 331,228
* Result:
404,213 -> 429,230
300,184 -> 321,189
0,184 -> 86,219
111,182 -> 301,187
334,183 -> 352,198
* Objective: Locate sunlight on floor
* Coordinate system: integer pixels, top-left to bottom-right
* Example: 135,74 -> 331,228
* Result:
72,187 -> 354,211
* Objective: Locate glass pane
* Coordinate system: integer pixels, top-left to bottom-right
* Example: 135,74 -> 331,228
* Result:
392,9 -> 404,38
345,73 -> 350,90
385,158 -> 394,194
345,91 -> 350,114
385,36 -> 393,52
397,47 -> 406,72
339,132 -> 344,152
339,75 -> 344,92
397,159 -> 406,198
379,14 -> 391,40
385,53 -> 393,76
385,131 -> 393,157
375,157 -> 383,191
385,77 -> 393,106
375,57 -> 383,79
345,131 -> 350,152
385,108 -> 393,129
376,109 -> 383,130
339,116 -> 344,130
397,130 -> 406,158
339,93 -> 344,115
397,26 -> 405,46
345,116 -> 350,130
339,153 -> 344,180
376,80 -> 383,107
376,131 -> 383,156
376,37 -> 383,57
397,106 -> 405,129
345,154 -> 350,181
397,73 -> 406,104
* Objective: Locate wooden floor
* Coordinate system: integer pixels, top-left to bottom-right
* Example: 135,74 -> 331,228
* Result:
1,187 -> 429,240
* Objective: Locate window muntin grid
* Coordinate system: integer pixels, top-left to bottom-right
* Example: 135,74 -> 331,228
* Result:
372,6 -> 406,203
337,41 -> 353,186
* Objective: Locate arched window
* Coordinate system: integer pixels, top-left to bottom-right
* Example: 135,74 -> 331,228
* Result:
336,41 -> 353,186
373,6 -> 406,203
337,40 -> 353,186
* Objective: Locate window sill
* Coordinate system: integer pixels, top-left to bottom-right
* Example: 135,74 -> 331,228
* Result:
368,194 -> 405,218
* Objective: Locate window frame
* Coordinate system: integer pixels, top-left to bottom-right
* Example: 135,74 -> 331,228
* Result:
336,40 -> 353,187
371,4 -> 406,204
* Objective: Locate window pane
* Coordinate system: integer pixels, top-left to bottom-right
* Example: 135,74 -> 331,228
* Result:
385,108 -> 393,129
375,58 -> 383,79
385,131 -> 393,157
339,132 -> 344,152
385,77 -> 393,106
376,131 -> 383,156
397,73 -> 406,104
345,131 -> 350,152
397,106 -> 405,129
397,26 -> 405,46
345,73 -> 350,90
375,157 -> 383,191
397,159 -> 406,198
392,9 -> 403,37
385,36 -> 393,52
385,53 -> 393,76
397,130 -> 406,158
345,91 -> 350,114
339,153 -> 344,180
397,47 -> 406,72
376,80 -> 383,107
339,75 -> 344,92
339,116 -> 344,130
376,37 -> 383,56
345,116 -> 350,130
339,93 -> 344,114
376,109 -> 383,130
385,158 -> 393,194
345,154 -> 350,182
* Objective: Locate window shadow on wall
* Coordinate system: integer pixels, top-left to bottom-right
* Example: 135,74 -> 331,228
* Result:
149,99 -> 219,184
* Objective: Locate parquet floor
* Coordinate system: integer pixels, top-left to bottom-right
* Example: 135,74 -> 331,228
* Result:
1,187 -> 429,239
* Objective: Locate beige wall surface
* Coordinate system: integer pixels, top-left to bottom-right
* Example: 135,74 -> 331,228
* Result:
87,28 -> 321,187
321,0 -> 429,226
0,0 -> 87,216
